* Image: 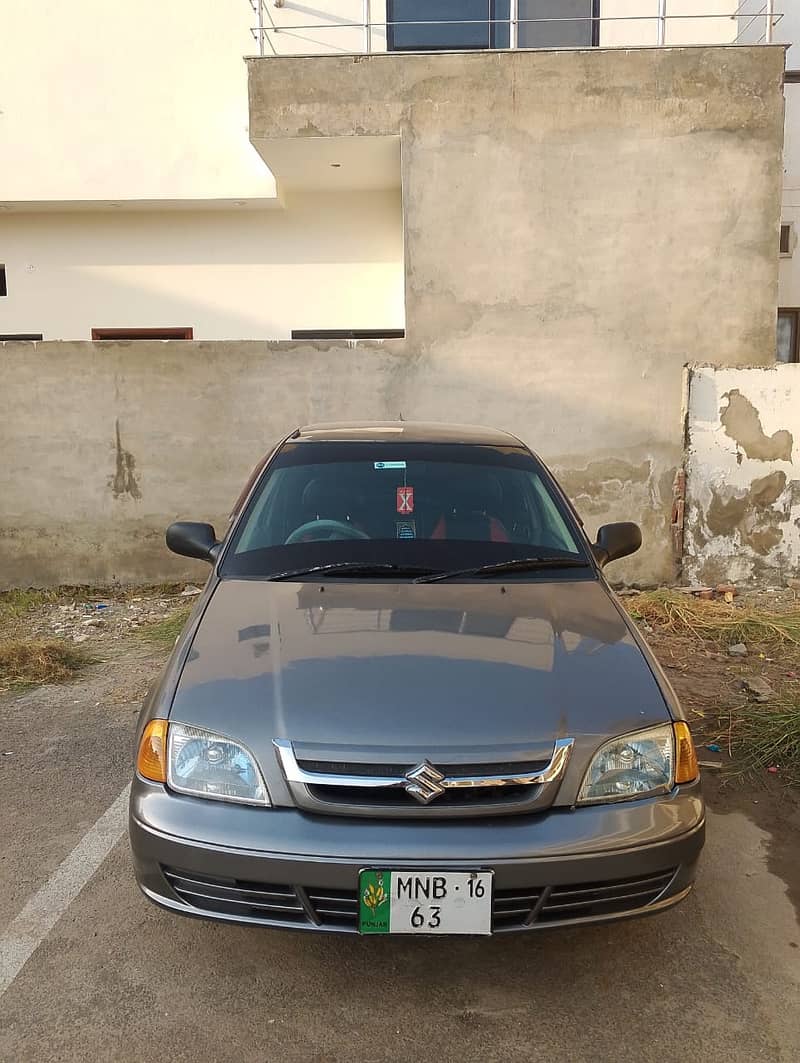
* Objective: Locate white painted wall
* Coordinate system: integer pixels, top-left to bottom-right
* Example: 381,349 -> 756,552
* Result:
0,193 -> 404,339
779,2 -> 800,312
0,0 -> 275,203
601,1 -> 737,47
684,364 -> 800,584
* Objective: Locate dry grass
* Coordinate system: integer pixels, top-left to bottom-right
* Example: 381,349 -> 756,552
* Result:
139,607 -> 192,646
728,696 -> 800,786
0,639 -> 90,690
625,590 -> 800,649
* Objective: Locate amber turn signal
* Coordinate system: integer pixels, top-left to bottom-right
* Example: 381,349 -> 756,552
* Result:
673,721 -> 699,784
137,719 -> 169,783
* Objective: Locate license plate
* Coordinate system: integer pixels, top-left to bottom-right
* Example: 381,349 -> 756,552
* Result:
358,870 -> 493,935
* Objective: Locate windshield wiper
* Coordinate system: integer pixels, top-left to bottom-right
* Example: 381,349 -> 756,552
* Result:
414,556 -> 591,584
269,562 -> 436,582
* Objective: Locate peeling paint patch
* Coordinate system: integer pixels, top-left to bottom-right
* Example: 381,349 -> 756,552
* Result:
720,389 -> 793,462
750,470 -> 787,508
109,420 -> 141,500
684,366 -> 800,584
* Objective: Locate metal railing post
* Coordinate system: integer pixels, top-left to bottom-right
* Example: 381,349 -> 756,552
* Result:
657,0 -> 667,46
766,0 -> 775,43
363,0 -> 371,53
509,0 -> 518,49
256,0 -> 265,56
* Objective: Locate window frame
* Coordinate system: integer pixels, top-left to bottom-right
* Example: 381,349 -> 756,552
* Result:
90,327 -> 193,340
386,0 -> 601,52
777,308 -> 800,363
780,223 -> 794,258
387,0 -> 502,52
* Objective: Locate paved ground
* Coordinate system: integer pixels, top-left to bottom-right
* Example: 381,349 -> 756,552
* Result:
1,645 -> 799,1063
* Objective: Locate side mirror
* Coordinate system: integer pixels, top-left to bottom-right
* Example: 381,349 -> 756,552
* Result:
166,521 -> 220,563
593,522 -> 642,567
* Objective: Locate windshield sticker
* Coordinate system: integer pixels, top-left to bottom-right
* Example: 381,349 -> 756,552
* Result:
396,520 -> 416,540
374,461 -> 406,470
396,486 -> 414,514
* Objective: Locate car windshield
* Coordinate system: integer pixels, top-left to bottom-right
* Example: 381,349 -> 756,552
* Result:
221,442 -> 589,579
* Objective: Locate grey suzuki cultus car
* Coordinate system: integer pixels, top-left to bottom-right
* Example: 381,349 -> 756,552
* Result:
130,422 -> 703,935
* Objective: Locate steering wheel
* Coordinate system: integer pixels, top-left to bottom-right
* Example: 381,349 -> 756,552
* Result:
284,519 -> 370,545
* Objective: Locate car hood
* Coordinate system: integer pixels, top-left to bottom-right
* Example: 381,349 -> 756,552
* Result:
171,578 -> 671,764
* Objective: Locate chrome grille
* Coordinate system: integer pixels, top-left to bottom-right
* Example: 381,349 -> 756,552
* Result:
276,738 -> 574,818
162,867 -> 677,931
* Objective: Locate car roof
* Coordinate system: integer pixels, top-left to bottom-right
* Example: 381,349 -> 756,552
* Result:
294,421 -> 525,447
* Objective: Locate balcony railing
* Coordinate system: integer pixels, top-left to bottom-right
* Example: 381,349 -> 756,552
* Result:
249,2 -> 783,58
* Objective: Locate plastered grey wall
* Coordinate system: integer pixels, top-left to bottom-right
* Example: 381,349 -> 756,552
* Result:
249,46 -> 784,584
0,47 -> 786,587
0,339 -> 406,586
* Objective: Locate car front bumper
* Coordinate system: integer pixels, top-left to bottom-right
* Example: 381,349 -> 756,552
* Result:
129,778 -> 704,933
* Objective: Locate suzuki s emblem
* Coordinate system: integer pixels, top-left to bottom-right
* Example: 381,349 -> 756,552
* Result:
404,760 -> 446,804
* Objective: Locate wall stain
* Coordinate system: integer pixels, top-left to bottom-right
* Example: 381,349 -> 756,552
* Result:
296,120 -> 324,137
556,459 -> 651,516
109,420 -> 141,500
720,389 -> 793,462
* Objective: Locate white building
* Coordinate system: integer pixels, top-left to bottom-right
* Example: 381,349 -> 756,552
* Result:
0,1 -> 788,345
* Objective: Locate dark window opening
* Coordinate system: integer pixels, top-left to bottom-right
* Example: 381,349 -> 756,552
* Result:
388,0 -> 502,51
91,327 -> 193,340
291,329 -> 405,340
386,0 -> 598,52
518,0 -> 597,48
0,265 -> 7,297
780,224 -> 792,256
777,309 -> 800,363
0,333 -> 43,341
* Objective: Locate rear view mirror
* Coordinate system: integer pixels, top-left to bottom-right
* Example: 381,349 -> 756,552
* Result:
166,522 -> 220,563
593,522 -> 642,567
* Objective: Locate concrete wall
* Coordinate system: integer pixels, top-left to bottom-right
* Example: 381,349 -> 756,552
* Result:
0,339 -> 405,587
249,46 -> 785,585
0,193 -> 404,340
684,364 -> 800,584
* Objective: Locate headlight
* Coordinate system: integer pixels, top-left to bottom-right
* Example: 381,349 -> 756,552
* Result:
167,723 -> 270,806
577,724 -> 674,805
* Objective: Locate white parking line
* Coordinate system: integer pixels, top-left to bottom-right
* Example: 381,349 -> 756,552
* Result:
0,783 -> 130,998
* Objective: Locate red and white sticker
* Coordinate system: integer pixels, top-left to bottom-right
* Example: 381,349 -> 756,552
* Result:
396,486 -> 414,514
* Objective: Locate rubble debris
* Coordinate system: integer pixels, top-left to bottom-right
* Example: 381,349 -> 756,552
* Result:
741,676 -> 775,703
16,593 -> 186,645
